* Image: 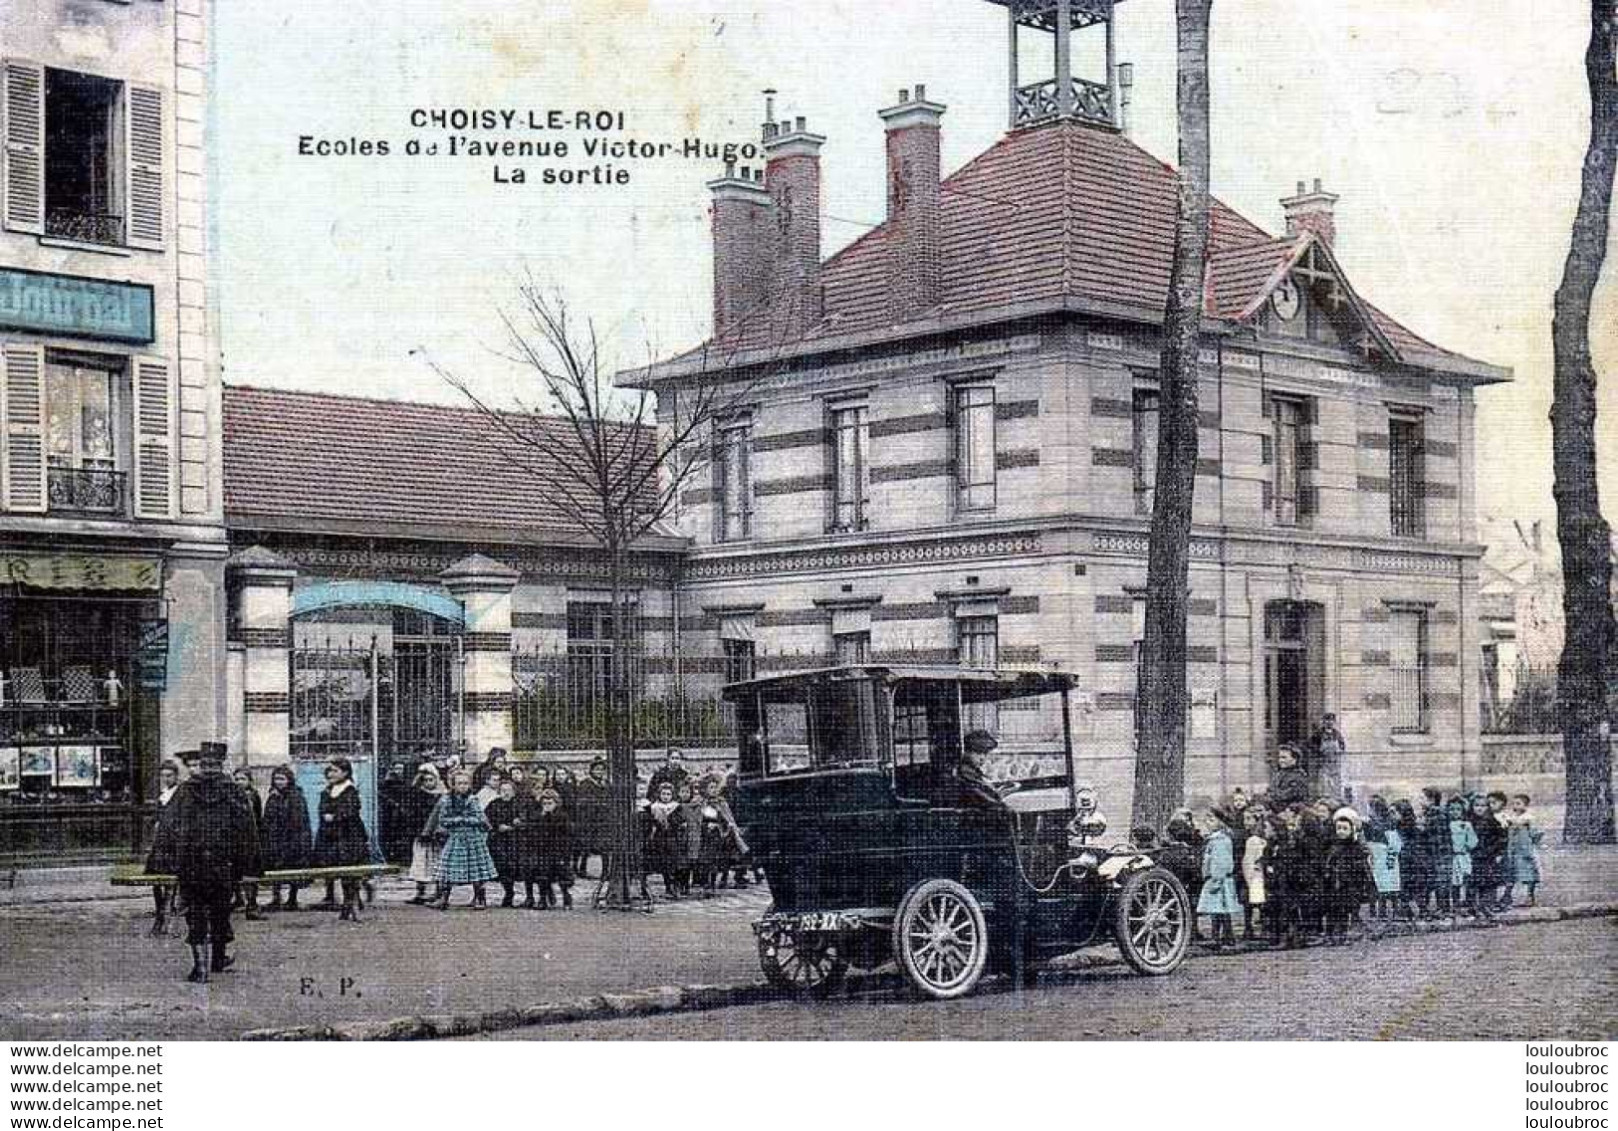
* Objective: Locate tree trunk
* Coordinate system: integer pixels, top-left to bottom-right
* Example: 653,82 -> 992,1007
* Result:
1552,0 -> 1617,846
1132,0 -> 1214,834
602,542 -> 642,903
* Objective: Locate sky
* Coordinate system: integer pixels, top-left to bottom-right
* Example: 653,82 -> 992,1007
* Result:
212,0 -> 1618,530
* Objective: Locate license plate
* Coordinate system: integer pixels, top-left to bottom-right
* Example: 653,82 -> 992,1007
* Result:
759,911 -> 858,933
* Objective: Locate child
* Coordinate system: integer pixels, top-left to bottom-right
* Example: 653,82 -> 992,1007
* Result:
260,765 -> 311,912
642,781 -> 687,900
422,769 -> 497,910
1468,793 -> 1505,922
1196,809 -> 1239,948
675,778 -> 706,896
1418,787 -> 1450,917
1364,796 -> 1402,923
1265,804 -> 1310,948
1392,799 -> 1427,922
484,780 -> 522,908
1446,796 -> 1478,920
699,774 -> 748,895
1239,807 -> 1268,941
405,763 -> 446,905
1503,793 -> 1542,906
1321,807 -> 1371,943
531,789 -> 574,909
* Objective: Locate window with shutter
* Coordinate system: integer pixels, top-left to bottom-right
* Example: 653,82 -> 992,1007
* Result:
2,60 -> 45,235
954,384 -> 996,512
131,356 -> 174,520
1132,387 -> 1160,515
828,401 -> 868,532
2,342 -> 48,512
125,83 -> 163,250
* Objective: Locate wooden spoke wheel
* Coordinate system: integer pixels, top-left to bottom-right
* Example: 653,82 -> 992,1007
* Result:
757,927 -> 849,997
892,879 -> 989,1000
1113,866 -> 1191,976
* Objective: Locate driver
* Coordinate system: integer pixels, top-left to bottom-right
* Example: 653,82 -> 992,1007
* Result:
955,730 -> 1010,810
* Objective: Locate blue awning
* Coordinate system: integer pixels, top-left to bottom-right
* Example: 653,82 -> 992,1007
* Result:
291,581 -> 464,626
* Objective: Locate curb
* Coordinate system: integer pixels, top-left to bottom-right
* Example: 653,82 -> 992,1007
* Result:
239,901 -> 1618,1041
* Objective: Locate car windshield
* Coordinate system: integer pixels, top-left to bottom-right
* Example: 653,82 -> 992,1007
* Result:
735,677 -> 881,776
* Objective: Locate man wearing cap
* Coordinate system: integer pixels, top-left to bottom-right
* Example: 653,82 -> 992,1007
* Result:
952,730 -> 1010,811
153,742 -> 262,983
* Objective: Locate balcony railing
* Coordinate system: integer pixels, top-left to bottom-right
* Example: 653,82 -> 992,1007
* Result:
45,209 -> 125,247
1013,77 -> 1114,128
47,467 -> 126,515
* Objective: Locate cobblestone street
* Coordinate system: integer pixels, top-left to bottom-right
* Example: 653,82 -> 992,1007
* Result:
1,847 -> 1614,1041
506,917 -> 1618,1042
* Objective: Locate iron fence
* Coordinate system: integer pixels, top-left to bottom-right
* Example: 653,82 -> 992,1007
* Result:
1481,662 -> 1559,736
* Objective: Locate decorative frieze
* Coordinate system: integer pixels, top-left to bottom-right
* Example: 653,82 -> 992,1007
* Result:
245,693 -> 290,714
462,632 -> 512,652
463,692 -> 514,713
1355,550 -> 1458,575
684,532 -> 1043,581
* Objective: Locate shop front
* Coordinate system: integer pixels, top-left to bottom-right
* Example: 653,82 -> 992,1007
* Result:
0,549 -> 167,862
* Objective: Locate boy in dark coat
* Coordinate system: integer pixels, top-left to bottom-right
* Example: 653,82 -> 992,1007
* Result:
1264,804 -> 1312,948
153,744 -> 261,983
1417,787 -> 1451,917
1321,808 -> 1372,943
485,780 -> 523,908
531,789 -> 575,909
1469,793 -> 1507,922
573,758 -> 610,879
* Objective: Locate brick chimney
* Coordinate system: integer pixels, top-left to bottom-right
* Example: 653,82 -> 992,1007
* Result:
763,114 -> 826,334
879,84 -> 946,322
708,162 -> 772,339
1281,178 -> 1340,248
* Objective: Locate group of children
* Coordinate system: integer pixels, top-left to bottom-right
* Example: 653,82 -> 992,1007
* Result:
640,772 -> 752,900
1145,786 -> 1545,950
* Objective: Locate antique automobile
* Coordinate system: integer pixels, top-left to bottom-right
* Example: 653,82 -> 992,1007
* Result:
725,665 -> 1192,1000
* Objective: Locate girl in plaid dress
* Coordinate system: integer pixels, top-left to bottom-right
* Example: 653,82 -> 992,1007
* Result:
422,769 -> 498,910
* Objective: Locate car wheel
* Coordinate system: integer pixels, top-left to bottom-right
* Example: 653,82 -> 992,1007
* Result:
757,927 -> 849,998
892,879 -> 989,1000
1113,865 -> 1191,976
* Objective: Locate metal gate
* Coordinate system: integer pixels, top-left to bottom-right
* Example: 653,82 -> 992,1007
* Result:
289,634 -> 464,764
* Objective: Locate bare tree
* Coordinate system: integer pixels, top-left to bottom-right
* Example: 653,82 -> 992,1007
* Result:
1551,0 -> 1617,845
431,278 -> 762,905
1132,0 -> 1214,833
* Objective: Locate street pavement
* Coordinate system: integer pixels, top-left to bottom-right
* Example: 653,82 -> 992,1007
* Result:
0,847 -> 1614,1041
493,917 -> 1618,1041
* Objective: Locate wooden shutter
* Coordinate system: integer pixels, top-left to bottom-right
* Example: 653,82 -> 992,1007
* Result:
132,356 -> 174,519
2,60 -> 45,235
2,343 -> 47,512
125,83 -> 164,250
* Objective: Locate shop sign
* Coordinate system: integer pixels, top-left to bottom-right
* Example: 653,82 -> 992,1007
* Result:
0,552 -> 162,591
0,268 -> 155,345
137,620 -> 169,691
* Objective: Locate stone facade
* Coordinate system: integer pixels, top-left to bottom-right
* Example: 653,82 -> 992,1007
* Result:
0,1 -> 227,858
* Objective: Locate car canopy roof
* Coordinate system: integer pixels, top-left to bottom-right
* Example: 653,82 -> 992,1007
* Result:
720,664 -> 1077,705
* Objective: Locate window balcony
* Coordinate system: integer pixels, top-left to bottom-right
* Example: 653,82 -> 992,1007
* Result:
44,209 -> 125,248
47,467 -> 126,516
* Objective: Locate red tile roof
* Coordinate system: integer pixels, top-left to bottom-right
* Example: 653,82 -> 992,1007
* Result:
223,385 -> 667,544
708,120 -> 1494,376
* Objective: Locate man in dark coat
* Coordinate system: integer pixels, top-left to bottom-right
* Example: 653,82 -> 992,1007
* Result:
646,749 -> 690,802
153,743 -> 262,983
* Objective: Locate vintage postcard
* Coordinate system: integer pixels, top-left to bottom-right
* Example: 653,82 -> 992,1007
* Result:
0,0 -> 1613,1053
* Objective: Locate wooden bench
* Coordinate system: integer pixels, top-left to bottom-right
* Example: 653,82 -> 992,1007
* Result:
113,864 -> 400,931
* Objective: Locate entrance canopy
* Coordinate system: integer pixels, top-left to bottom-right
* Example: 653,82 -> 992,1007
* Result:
291,581 -> 464,626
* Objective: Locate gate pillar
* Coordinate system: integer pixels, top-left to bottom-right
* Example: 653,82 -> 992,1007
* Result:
442,554 -> 520,759
227,546 -> 297,771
